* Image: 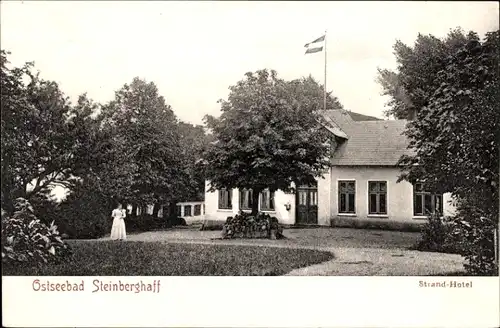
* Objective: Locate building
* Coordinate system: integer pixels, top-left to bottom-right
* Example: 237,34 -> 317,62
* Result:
204,109 -> 456,226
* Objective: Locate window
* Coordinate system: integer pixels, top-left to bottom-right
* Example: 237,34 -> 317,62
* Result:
218,189 -> 232,209
184,205 -> 192,217
368,181 -> 387,215
239,189 -> 253,210
310,190 -> 318,206
176,205 -> 182,217
194,204 -> 201,216
260,189 -> 275,211
338,181 -> 356,214
298,190 -> 307,206
413,183 -> 443,216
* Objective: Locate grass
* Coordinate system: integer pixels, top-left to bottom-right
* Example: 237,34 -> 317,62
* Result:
116,226 -> 423,250
2,240 -> 334,276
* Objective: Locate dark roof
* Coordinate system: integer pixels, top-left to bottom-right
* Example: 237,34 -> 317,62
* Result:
321,110 -> 413,166
320,111 -> 349,139
346,110 -> 381,121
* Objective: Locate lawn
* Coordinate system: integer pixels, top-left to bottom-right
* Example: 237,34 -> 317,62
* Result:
2,240 -> 334,276
125,227 -> 422,250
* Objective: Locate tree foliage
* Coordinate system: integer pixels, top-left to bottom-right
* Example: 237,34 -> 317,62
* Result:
100,78 -> 185,206
289,75 -> 343,110
2,50 -> 208,222
377,28 -> 480,119
397,30 -> 499,275
202,69 -> 337,214
178,122 -> 210,201
1,51 -> 99,213
2,198 -> 71,266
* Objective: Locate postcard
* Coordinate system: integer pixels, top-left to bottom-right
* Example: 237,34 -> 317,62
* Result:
1,1 -> 499,327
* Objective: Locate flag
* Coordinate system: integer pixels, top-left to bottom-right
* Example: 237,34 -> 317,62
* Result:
304,35 -> 325,54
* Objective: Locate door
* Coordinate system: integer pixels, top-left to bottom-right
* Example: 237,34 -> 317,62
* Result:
296,183 -> 318,225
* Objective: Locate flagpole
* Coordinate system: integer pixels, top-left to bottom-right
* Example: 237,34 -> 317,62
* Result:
324,29 -> 327,111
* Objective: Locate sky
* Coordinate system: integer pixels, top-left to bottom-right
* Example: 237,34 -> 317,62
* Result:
1,1 -> 499,125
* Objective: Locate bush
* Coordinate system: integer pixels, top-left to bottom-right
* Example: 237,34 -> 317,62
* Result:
126,214 -> 183,232
416,197 -> 499,276
221,211 -> 285,239
55,191 -> 111,240
33,184 -> 112,240
2,198 -> 72,267
200,220 -> 225,231
450,201 -> 498,276
127,214 -> 159,232
414,213 -> 462,254
30,194 -> 62,229
168,216 -> 187,227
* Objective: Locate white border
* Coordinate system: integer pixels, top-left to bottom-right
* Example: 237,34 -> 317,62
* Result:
2,276 -> 499,327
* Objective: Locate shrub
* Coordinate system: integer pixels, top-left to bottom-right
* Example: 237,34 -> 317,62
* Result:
221,211 -> 285,239
30,194 -> 62,229
34,184 -> 113,240
414,213 -> 462,254
200,220 -> 224,231
168,216 -> 187,227
126,214 -> 180,232
127,214 -> 157,232
450,201 -> 498,276
2,198 -> 72,267
56,197 -> 110,240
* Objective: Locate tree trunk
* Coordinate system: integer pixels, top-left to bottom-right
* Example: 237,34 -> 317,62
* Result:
1,186 -> 14,215
251,188 -> 261,216
131,204 -> 138,218
2,175 -> 18,215
152,203 -> 161,218
168,200 -> 178,218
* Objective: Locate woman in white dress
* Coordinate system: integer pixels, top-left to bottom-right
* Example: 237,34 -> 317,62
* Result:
110,203 -> 127,240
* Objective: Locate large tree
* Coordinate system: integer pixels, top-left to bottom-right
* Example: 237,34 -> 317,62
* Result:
202,69 -> 337,214
178,121 -> 210,202
289,75 -> 344,110
0,51 -> 100,213
101,78 -> 184,214
377,27 -> 480,119
398,30 -> 499,274
70,95 -> 138,206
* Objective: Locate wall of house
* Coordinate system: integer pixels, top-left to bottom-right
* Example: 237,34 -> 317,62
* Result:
204,166 -> 456,226
328,166 -> 456,222
317,170 -> 331,226
126,202 -> 205,224
176,201 -> 205,224
204,181 -> 296,224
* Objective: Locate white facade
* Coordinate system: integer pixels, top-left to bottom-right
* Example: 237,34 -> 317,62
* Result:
204,166 -> 456,226
204,181 -> 296,224
328,166 -> 456,222
176,201 -> 205,224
